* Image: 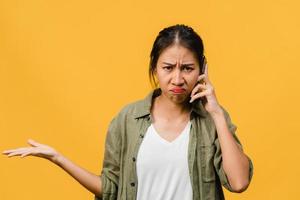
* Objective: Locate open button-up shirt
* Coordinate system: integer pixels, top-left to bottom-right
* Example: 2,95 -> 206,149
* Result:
95,88 -> 253,200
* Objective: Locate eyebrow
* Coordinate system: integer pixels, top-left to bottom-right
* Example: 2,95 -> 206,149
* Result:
162,62 -> 195,67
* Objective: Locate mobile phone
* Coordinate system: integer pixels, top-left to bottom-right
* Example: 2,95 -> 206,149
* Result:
190,55 -> 207,104
200,55 -> 207,75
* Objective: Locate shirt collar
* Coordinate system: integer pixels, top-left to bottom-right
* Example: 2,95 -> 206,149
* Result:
133,88 -> 208,119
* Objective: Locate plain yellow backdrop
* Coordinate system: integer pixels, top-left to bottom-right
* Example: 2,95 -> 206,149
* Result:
1,0 -> 299,199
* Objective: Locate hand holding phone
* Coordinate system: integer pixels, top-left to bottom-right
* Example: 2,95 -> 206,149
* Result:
189,55 -> 207,104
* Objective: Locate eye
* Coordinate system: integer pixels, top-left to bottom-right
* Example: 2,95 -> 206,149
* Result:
182,66 -> 193,72
163,66 -> 173,71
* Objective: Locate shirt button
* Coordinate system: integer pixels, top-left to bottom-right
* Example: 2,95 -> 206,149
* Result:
130,182 -> 135,187
132,157 -> 136,162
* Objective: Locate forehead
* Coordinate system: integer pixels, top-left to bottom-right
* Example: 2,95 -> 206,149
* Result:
158,44 -> 197,62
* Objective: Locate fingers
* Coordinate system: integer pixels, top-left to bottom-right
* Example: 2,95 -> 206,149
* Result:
204,63 -> 208,76
27,139 -> 42,147
197,74 -> 206,83
3,147 -> 30,154
190,90 -> 210,103
191,83 -> 207,97
190,75 -> 210,103
2,140 -> 38,158
3,147 -> 34,158
20,149 -> 34,158
2,139 -> 52,159
197,73 -> 210,84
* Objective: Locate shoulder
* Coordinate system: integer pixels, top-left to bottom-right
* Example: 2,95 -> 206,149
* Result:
115,89 -> 155,119
114,98 -> 147,120
107,98 -> 147,134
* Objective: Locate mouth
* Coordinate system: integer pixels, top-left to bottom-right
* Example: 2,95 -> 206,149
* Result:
170,88 -> 186,94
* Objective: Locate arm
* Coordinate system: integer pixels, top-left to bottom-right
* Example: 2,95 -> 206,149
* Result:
190,63 -> 253,193
2,139 -> 103,197
211,107 -> 252,193
53,153 -> 102,197
3,115 -> 121,199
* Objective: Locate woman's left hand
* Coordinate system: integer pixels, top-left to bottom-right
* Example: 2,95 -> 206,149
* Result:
189,63 -> 222,115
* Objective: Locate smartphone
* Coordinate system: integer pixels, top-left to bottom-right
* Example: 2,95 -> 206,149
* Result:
190,55 -> 207,104
200,55 -> 207,75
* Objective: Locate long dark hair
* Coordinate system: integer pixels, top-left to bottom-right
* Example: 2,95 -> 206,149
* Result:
149,24 -> 205,88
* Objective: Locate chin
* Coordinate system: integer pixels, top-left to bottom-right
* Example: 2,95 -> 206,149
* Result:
169,95 -> 189,104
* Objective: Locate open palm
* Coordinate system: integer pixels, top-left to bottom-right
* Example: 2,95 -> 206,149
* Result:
2,139 -> 59,162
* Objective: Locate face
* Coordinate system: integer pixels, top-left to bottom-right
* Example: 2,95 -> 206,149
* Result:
154,44 -> 200,104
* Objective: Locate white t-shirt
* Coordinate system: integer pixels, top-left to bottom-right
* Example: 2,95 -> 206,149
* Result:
136,121 -> 193,200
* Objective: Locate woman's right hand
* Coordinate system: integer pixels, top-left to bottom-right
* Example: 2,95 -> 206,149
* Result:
2,139 -> 60,163
3,139 -> 102,196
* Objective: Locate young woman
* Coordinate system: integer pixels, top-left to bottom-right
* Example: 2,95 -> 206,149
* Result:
3,24 -> 253,200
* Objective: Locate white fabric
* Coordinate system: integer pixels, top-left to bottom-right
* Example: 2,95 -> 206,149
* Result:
136,121 -> 193,200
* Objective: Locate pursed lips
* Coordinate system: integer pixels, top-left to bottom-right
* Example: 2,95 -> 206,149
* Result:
170,87 -> 186,94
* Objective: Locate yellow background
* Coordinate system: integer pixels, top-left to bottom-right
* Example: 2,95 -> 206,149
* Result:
1,0 -> 299,199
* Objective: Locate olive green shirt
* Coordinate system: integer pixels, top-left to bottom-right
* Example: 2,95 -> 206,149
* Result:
95,88 -> 253,200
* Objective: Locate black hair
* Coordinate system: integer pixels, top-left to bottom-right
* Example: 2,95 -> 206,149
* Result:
149,24 -> 205,88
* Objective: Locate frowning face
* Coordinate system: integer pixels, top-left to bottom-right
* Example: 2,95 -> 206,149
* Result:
154,44 -> 200,104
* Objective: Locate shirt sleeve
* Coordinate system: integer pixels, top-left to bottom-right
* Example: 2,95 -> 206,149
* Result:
213,106 -> 254,192
94,117 -> 121,200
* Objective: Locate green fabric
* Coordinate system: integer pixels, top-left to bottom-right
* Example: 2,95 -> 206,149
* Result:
95,88 -> 253,200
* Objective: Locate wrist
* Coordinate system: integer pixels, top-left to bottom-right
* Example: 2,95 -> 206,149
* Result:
51,152 -> 64,165
209,106 -> 223,118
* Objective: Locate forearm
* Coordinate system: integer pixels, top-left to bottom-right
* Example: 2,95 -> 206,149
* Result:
210,109 -> 250,192
52,154 -> 102,197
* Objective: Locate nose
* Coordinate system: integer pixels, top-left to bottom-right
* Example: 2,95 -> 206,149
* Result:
171,68 -> 184,85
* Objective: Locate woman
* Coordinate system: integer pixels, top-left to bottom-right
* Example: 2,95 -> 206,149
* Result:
2,24 -> 253,200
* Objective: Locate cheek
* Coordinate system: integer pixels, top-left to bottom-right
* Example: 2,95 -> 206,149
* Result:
188,76 -> 200,90
189,74 -> 199,84
156,72 -> 170,83
155,75 -> 166,87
